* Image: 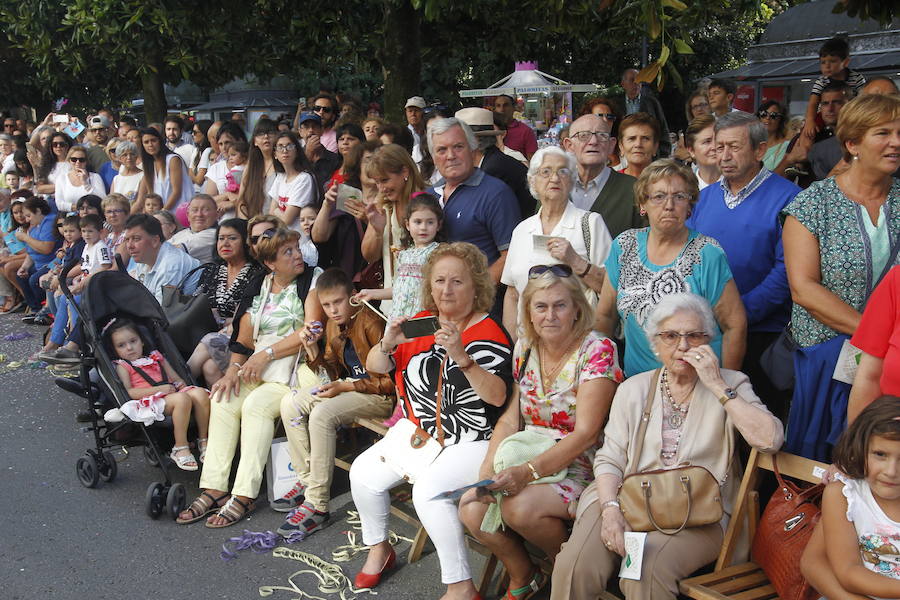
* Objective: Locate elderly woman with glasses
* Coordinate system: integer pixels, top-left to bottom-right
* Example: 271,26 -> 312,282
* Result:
461,264 -> 622,599
54,146 -> 107,214
110,141 -> 143,203
553,293 -> 782,600
595,159 -> 746,377
501,146 -> 612,342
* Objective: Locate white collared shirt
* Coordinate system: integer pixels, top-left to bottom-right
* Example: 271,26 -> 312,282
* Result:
720,166 -> 772,210
570,167 -> 612,211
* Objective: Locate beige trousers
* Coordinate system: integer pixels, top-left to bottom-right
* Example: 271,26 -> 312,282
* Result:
200,366 -> 318,498
280,384 -> 393,511
551,499 -> 723,600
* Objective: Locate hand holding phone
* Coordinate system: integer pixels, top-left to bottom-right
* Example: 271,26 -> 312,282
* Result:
53,114 -> 69,124
400,316 -> 440,339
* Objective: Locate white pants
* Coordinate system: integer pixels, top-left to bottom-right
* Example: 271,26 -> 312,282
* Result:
349,438 -> 489,584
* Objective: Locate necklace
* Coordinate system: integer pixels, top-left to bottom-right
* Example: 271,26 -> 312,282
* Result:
538,337 -> 580,391
660,368 -> 696,429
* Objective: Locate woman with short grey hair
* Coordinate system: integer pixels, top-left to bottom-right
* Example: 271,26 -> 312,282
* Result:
552,292 -> 783,600
110,140 -> 142,203
500,145 -> 612,341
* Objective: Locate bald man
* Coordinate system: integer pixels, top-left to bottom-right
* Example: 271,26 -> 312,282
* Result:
861,76 -> 899,96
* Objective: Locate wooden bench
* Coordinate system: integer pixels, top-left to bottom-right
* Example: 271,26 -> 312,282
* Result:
678,449 -> 828,600
333,416 -> 431,564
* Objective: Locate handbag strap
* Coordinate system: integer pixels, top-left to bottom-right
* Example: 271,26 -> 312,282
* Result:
434,354 -> 449,446
176,262 -> 215,291
631,368 -> 662,466
581,212 -> 592,258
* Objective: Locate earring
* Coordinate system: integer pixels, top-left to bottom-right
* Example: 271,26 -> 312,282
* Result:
404,176 -> 409,181
640,209 -> 646,216
852,155 -> 859,161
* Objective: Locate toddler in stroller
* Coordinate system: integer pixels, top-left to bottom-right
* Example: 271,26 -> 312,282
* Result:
105,318 -> 211,471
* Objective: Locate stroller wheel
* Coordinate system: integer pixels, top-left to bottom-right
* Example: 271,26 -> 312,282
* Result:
143,445 -> 161,467
98,450 -> 118,483
166,483 -> 187,520
76,455 -> 100,488
145,482 -> 166,519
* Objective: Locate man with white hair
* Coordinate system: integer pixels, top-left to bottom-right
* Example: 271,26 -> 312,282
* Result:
427,117 -> 521,284
687,111 -> 800,419
169,194 -> 219,263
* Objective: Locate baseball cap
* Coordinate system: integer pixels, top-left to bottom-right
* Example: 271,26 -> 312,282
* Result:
405,96 -> 426,109
298,112 -> 322,126
88,115 -> 111,128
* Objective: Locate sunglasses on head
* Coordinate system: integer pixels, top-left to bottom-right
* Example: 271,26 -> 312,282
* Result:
250,228 -> 276,244
528,264 -> 574,279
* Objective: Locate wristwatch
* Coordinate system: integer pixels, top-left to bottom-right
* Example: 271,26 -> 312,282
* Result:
265,346 -> 275,360
719,387 -> 737,406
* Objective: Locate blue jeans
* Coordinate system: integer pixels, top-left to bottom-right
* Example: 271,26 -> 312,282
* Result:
50,293 -> 80,346
16,264 -> 50,311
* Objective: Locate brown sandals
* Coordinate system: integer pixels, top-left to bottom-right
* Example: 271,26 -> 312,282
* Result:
205,495 -> 256,529
175,490 -> 229,524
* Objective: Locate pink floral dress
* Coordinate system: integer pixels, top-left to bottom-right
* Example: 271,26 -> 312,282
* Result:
513,331 -> 623,505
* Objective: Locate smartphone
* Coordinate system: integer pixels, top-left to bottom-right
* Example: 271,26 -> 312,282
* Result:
53,114 -> 69,124
400,316 -> 440,339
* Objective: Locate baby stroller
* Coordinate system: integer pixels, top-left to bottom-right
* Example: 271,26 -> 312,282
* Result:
55,263 -> 195,520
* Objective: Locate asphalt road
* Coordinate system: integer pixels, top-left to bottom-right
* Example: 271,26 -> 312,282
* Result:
0,311 -> 481,600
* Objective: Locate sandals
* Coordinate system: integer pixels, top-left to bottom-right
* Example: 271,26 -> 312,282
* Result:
206,495 -> 256,529
169,445 -> 198,471
196,438 -> 208,463
176,490 -> 229,524
504,569 -> 548,600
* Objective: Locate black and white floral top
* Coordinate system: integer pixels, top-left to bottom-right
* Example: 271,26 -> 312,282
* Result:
197,262 -> 264,322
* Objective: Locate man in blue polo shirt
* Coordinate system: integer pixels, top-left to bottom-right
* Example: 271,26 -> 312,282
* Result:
687,111 -> 800,420
428,117 -> 521,285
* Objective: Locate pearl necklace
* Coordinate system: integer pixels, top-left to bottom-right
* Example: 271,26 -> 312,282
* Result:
660,368 -> 696,429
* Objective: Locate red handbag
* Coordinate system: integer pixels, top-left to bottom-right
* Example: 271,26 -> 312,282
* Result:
751,455 -> 824,600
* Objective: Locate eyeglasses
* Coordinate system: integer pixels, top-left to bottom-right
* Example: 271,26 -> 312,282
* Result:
646,192 -> 691,205
536,167 -> 573,179
312,105 -> 334,114
90,127 -> 106,133
105,208 -> 126,215
69,156 -> 87,163
255,132 -> 275,139
275,143 -> 296,152
571,130 -> 611,143
757,110 -> 783,120
655,331 -> 711,347
3,123 -> 14,129
593,113 -> 616,122
528,264 -> 574,279
52,142 -> 69,148
250,228 -> 276,244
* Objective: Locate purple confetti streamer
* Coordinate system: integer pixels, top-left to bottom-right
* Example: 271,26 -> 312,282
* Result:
220,529 -> 307,561
3,332 -> 34,341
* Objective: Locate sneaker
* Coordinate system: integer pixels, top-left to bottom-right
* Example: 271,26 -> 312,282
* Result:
32,314 -> 53,326
38,347 -> 81,365
271,480 -> 307,512
277,503 -> 330,538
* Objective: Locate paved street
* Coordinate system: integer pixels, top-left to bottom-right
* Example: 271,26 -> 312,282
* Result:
0,312 -> 479,600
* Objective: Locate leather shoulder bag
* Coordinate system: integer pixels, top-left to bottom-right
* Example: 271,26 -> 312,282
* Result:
618,369 -> 725,535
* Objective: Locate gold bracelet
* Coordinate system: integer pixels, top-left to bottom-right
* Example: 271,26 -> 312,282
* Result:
526,461 -> 541,481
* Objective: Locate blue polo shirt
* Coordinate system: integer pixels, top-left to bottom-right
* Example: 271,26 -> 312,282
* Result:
431,169 -> 521,265
27,212 -> 61,270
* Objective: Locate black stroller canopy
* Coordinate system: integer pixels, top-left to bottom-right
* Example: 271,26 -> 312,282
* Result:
81,270 -> 169,326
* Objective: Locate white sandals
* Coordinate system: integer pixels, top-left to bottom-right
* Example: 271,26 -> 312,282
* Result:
169,445 -> 199,471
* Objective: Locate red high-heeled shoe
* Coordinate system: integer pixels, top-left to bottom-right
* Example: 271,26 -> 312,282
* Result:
353,547 -> 396,589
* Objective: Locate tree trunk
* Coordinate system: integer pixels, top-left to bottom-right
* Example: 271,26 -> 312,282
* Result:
141,68 -> 167,125
379,0 -> 421,125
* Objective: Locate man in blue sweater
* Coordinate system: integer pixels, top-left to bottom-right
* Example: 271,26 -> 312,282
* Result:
687,111 -> 800,420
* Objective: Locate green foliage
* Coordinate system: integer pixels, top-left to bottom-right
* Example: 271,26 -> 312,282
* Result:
832,0 -> 897,24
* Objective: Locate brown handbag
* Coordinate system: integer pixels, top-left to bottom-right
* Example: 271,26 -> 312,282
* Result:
751,455 -> 823,600
617,369 -> 725,535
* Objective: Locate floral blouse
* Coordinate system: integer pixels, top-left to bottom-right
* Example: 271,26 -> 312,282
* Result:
390,242 -> 437,319
513,332 -> 623,505
514,332 -> 623,440
783,177 -> 900,347
249,275 -> 305,337
198,262 -> 263,321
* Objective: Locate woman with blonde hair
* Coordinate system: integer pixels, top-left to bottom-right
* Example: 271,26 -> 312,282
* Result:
461,265 -> 622,599
360,144 -> 425,308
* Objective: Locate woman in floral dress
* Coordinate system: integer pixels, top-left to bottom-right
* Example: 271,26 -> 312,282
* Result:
460,265 -> 623,599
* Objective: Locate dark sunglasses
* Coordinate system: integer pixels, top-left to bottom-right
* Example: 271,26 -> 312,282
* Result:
528,264 -> 574,279
69,156 -> 86,163
249,228 -> 276,244
593,113 -> 616,122
52,142 -> 69,148
312,105 -> 334,114
757,110 -> 783,120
